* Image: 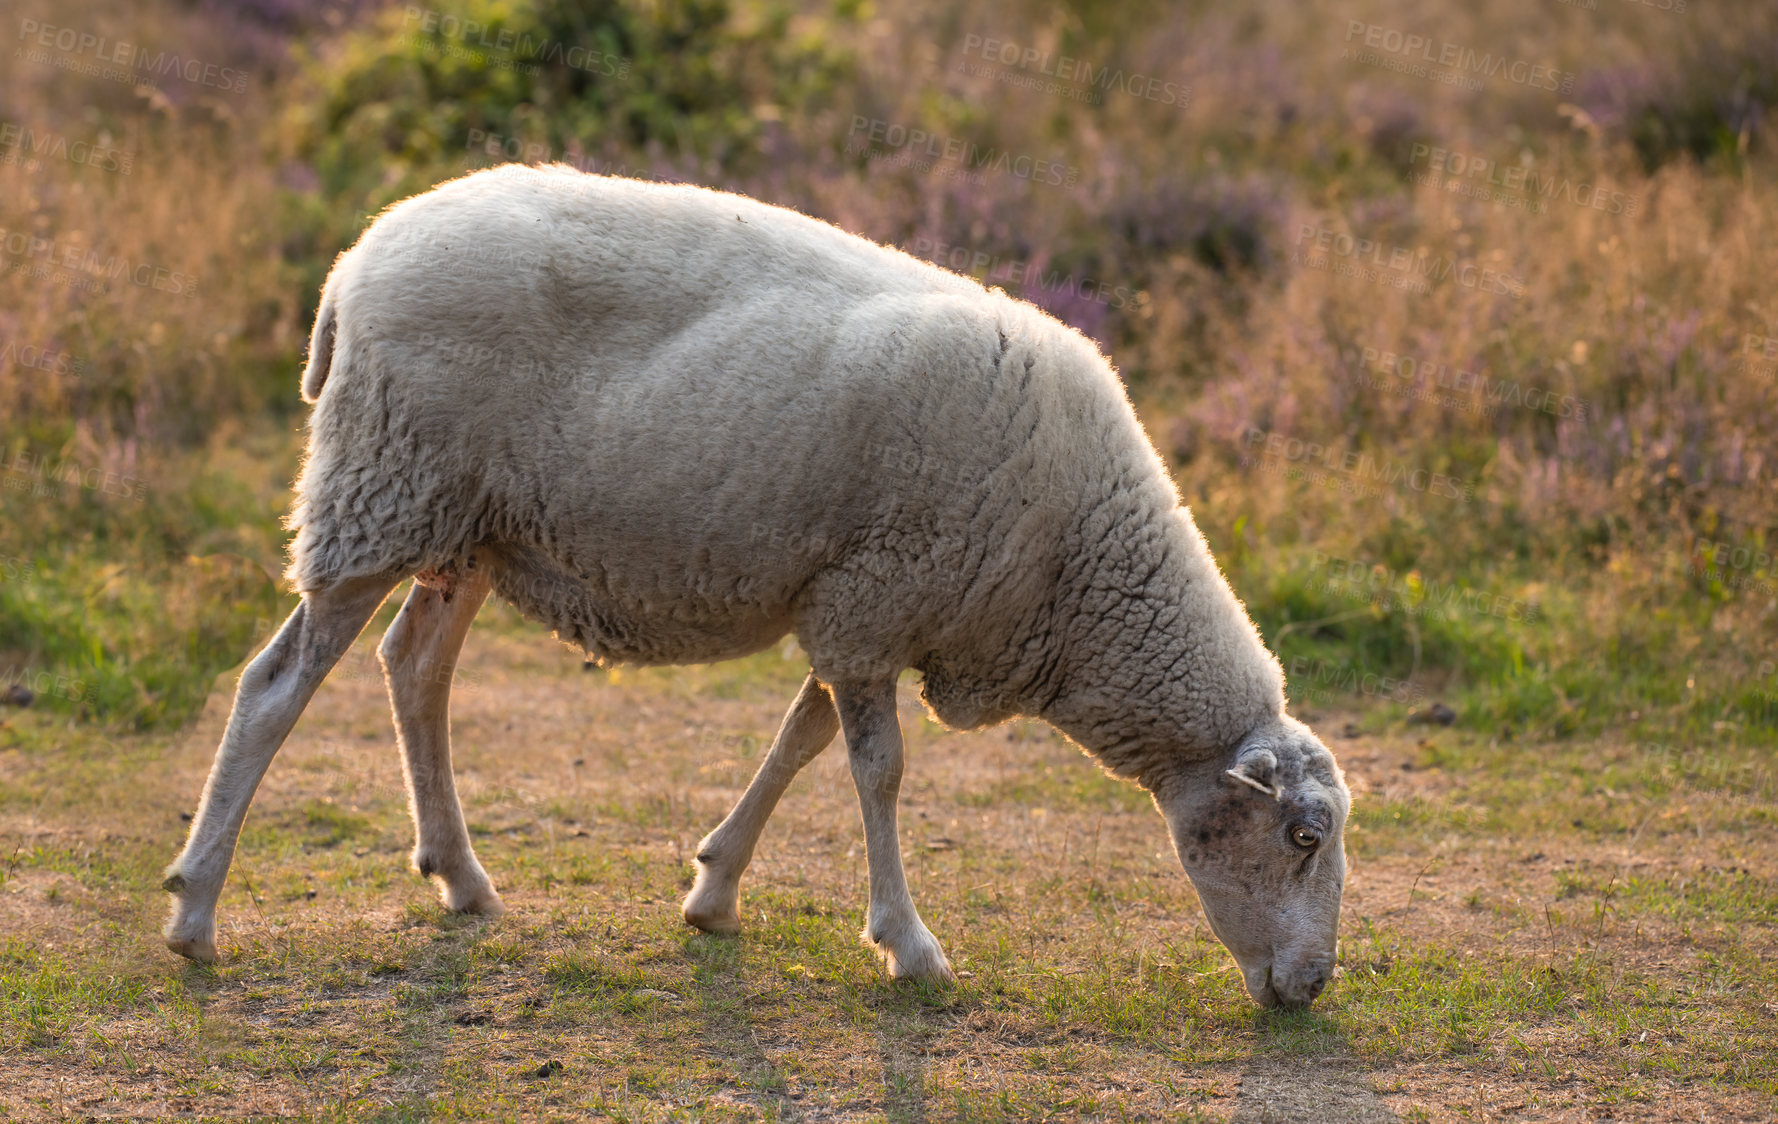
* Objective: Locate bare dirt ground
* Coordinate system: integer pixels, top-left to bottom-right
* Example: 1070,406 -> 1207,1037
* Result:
2,606 -> 1773,1121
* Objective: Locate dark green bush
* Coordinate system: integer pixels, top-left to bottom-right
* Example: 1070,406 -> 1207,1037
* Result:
292,0 -> 857,226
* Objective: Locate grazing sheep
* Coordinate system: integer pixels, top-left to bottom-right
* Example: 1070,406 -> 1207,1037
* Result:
162,164 -> 1349,1008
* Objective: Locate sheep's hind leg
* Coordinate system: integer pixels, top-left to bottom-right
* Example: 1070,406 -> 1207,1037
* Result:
833,677 -> 953,982
380,563 -> 502,915
683,672 -> 839,934
163,574 -> 400,962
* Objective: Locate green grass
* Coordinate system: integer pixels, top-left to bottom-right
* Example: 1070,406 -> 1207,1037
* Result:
0,429 -> 292,731
3,0 -> 1776,1116
10,427 -> 1766,753
3,431 -> 1771,1116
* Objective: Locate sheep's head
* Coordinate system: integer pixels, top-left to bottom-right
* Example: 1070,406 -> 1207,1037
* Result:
1156,715 -> 1349,1007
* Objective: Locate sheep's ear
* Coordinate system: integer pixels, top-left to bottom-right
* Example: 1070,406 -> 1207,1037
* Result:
1225,747 -> 1280,799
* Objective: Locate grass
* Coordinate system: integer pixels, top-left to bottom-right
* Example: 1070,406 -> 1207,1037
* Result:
5,0 -> 1777,747
2,620 -> 1774,1119
3,0 -> 1776,1116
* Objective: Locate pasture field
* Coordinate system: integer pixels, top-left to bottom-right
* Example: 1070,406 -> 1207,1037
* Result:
4,0 -> 1778,1117
2,602 -> 1774,1121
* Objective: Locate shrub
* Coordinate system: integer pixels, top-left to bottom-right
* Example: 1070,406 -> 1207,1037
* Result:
289,0 -> 858,230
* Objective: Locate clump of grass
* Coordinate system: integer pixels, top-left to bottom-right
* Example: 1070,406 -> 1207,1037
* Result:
300,801 -> 372,849
0,435 -> 287,729
0,937 -> 187,1050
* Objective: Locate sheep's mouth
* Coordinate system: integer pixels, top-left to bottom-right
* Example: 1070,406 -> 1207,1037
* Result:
1245,964 -> 1282,1008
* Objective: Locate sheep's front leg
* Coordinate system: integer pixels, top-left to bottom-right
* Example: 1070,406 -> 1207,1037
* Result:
163,574 -> 398,962
380,567 -> 502,916
833,678 -> 953,982
684,672 -> 840,933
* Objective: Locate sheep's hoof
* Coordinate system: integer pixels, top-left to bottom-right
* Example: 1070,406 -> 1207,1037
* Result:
162,869 -> 218,962
163,911 -> 219,964
683,908 -> 742,936
165,933 -> 220,964
879,928 -> 954,984
681,893 -> 742,935
443,885 -> 506,916
682,867 -> 742,934
887,949 -> 954,984
418,851 -> 504,916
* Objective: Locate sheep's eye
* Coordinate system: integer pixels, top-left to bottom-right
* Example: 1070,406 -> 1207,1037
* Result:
1290,825 -> 1320,849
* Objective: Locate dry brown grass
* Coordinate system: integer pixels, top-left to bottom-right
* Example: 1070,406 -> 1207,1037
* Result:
2,606 -> 1773,1120
4,0 -> 1776,1118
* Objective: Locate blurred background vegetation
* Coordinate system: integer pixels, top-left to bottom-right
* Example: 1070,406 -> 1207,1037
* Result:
1,0 -> 1774,755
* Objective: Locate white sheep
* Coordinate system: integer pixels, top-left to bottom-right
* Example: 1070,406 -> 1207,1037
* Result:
162,164 -> 1350,1007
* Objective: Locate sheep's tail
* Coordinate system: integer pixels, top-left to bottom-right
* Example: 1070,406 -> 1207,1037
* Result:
300,287 -> 338,404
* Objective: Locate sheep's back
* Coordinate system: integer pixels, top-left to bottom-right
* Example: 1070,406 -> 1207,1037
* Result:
289,167 -> 1129,673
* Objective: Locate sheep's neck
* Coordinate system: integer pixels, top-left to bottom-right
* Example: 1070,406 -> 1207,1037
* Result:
1033,505 -> 1283,790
